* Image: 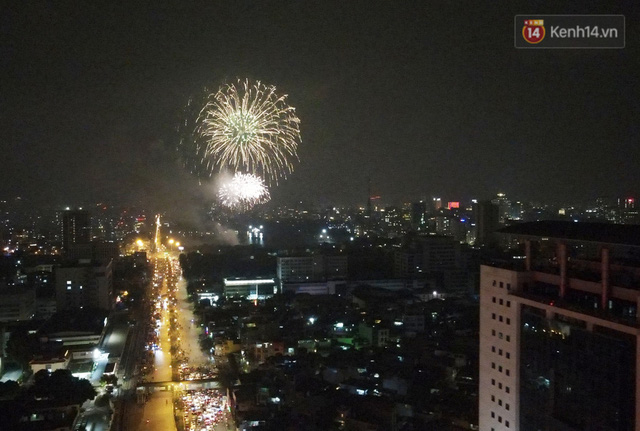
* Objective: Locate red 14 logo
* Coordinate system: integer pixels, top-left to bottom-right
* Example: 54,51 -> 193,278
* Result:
523,20 -> 545,44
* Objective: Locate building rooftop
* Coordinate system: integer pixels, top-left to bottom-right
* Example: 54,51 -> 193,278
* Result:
499,221 -> 640,247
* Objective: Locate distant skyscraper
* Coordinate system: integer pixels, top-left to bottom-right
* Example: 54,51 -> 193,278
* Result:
492,192 -> 511,223
410,201 -> 427,230
61,210 -> 91,252
474,201 -> 500,246
433,197 -> 443,211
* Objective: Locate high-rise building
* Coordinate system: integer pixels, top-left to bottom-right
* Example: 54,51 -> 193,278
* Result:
433,197 -> 443,211
61,209 -> 91,252
410,201 -> 428,230
474,201 -> 500,246
479,221 -> 640,431
492,192 -> 511,223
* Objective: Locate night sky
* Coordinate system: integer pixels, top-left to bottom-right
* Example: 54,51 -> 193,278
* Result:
2,1 -> 639,209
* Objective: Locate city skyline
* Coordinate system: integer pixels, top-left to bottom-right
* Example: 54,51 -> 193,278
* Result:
2,2 -> 638,209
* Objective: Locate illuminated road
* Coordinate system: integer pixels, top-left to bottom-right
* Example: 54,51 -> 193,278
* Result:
175,275 -> 209,366
150,273 -> 173,383
123,256 -> 177,431
121,250 -> 234,431
124,391 -> 176,431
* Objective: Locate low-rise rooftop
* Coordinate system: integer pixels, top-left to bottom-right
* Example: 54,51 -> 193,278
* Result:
500,221 -> 640,247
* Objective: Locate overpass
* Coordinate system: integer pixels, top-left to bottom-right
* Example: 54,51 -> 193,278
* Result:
136,377 -> 222,391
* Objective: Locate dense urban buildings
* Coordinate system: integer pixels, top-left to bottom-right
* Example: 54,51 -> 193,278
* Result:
2,195 -> 640,430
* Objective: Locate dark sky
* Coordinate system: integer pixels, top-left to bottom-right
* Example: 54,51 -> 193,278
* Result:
1,1 -> 639,209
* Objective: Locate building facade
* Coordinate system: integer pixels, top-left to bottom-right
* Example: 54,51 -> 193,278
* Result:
0,284 -> 36,322
61,209 -> 91,252
479,221 -> 640,431
277,255 -> 348,283
55,260 -> 113,310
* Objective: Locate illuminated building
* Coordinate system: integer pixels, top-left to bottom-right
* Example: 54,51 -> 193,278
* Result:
223,278 -> 276,299
410,201 -> 428,230
61,209 -> 91,253
434,213 -> 466,242
433,197 -> 443,211
479,221 -> 640,431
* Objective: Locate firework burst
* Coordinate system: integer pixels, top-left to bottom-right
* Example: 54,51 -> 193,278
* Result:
218,172 -> 270,211
198,79 -> 301,183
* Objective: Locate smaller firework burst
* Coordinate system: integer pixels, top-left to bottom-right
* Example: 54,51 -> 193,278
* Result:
218,173 -> 270,211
